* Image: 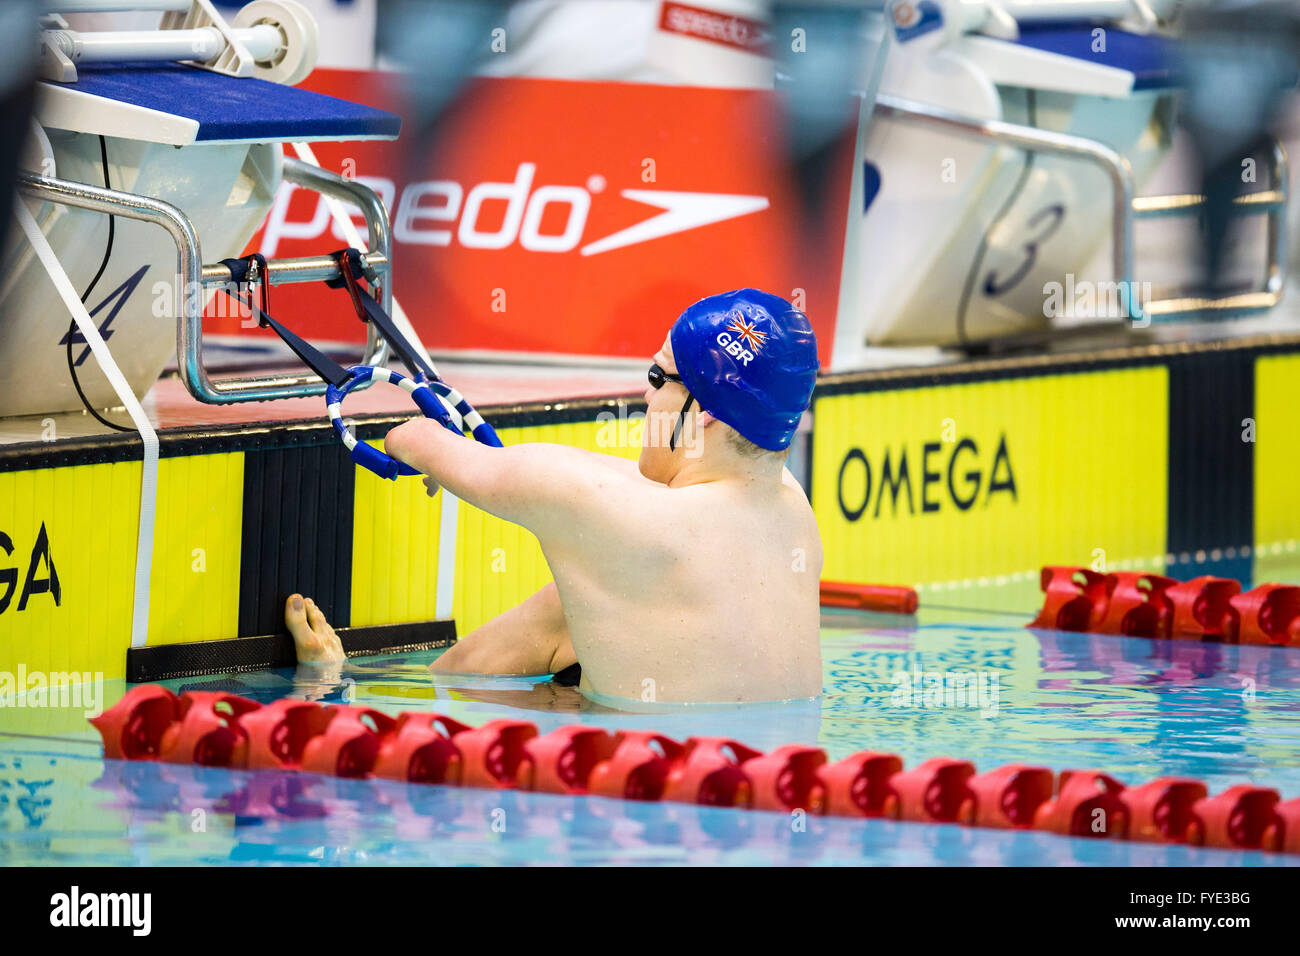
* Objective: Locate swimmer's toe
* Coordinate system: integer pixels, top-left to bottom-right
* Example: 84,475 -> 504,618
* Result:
285,593 -> 344,663
285,593 -> 309,634
305,598 -> 345,659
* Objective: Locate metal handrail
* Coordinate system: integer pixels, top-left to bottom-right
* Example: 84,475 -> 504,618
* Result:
874,93 -> 1137,294
18,156 -> 395,403
199,251 -> 389,286
1132,189 -> 1286,218
873,95 -> 1290,324
1137,139 -> 1289,318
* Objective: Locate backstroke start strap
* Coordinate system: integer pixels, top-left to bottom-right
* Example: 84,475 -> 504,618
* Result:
329,248 -> 435,383
218,250 -> 502,479
219,253 -> 351,388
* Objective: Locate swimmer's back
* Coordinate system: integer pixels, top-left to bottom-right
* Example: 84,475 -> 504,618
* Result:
545,467 -> 823,703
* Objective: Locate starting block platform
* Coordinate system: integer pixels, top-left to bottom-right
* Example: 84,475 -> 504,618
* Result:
37,61 -> 402,146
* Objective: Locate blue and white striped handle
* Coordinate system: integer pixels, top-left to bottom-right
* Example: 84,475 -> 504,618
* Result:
326,365 -> 503,480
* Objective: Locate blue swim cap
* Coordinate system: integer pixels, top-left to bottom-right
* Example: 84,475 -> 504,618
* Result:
669,289 -> 819,451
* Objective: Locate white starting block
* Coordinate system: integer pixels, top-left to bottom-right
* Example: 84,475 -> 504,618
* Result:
886,0 -> 1160,47
2,0 -> 399,418
849,0 -> 1290,351
646,0 -> 1289,358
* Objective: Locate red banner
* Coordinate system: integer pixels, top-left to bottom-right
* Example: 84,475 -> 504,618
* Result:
211,70 -> 852,366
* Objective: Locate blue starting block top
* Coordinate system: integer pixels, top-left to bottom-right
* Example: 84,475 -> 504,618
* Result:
39,61 -> 401,145
1013,25 -> 1180,92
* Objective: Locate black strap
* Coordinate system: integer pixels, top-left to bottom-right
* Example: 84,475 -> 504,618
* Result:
329,249 -> 436,381
670,393 -> 695,452
219,254 -> 353,388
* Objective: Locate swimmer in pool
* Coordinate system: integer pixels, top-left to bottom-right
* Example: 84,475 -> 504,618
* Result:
285,289 -> 823,703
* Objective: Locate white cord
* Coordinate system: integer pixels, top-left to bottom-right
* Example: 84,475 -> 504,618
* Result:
435,493 -> 459,622
15,199 -> 158,650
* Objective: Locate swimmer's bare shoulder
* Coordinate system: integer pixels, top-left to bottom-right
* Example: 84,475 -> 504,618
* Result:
384,420 -> 666,544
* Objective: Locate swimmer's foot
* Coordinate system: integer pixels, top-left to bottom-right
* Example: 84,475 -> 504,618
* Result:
285,593 -> 346,663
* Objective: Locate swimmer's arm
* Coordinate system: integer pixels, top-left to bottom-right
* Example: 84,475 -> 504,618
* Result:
431,582 -> 576,676
596,453 -> 656,481
384,418 -> 638,536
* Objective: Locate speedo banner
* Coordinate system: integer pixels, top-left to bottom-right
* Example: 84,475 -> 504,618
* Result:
208,70 -> 853,365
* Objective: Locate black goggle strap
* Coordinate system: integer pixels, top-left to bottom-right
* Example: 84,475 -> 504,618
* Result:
670,393 -> 695,452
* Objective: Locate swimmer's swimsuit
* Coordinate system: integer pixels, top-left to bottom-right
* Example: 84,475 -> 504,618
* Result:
552,663 -> 582,686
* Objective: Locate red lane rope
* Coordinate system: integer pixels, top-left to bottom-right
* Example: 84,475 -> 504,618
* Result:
92,685 -> 1300,855
1030,567 -> 1300,645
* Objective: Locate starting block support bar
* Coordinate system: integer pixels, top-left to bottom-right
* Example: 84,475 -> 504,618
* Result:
200,251 -> 388,287
45,2 -> 193,10
17,155 -> 394,404
44,25 -> 282,66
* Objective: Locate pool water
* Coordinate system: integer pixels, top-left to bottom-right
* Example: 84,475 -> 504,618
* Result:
2,599 -> 1299,866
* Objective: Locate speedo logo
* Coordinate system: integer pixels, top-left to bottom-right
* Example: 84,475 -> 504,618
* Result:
262,163 -> 770,257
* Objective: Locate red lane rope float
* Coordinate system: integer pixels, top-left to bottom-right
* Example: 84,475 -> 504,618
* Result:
819,581 -> 918,615
968,764 -> 1055,829
159,691 -> 261,766
1120,778 -> 1208,844
1031,769 -> 1129,838
1168,576 -> 1241,640
819,751 -> 903,817
1028,567 -> 1114,633
1094,572 -> 1176,638
586,731 -> 684,801
373,713 -> 471,784
90,685 -> 1300,855
1029,567 -> 1300,646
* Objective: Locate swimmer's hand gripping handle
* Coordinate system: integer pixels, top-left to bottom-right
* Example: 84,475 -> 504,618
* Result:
327,366 -> 501,481
350,439 -> 401,480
